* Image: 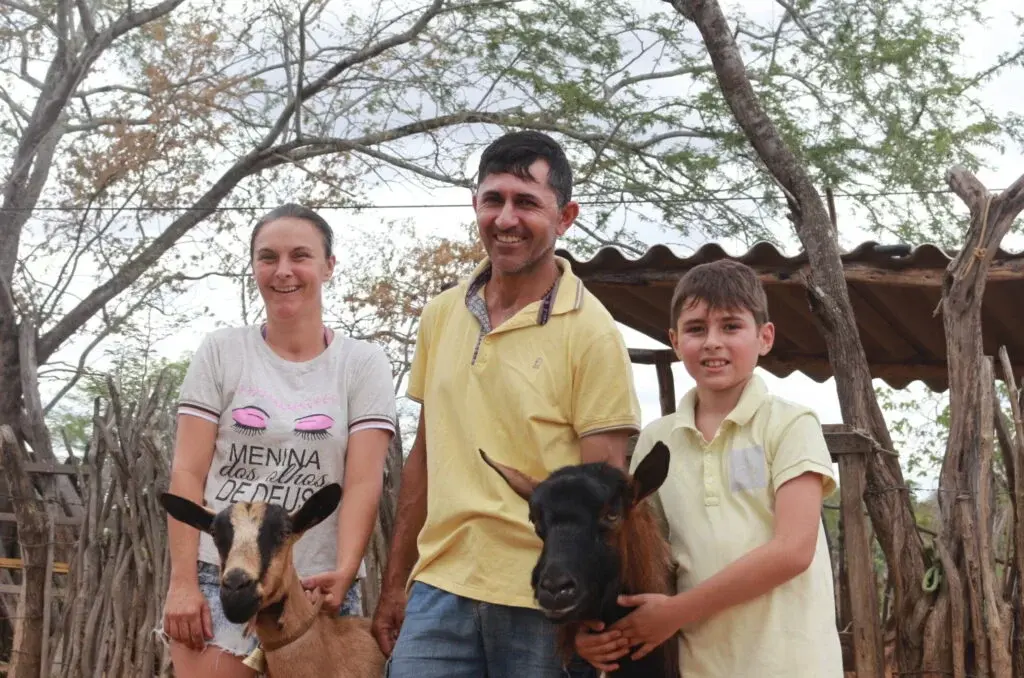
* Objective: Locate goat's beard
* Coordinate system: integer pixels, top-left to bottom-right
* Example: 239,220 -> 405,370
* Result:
221,591 -> 262,624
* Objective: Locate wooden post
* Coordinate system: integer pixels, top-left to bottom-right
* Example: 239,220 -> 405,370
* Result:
627,348 -> 679,417
823,425 -> 884,678
655,355 -> 676,416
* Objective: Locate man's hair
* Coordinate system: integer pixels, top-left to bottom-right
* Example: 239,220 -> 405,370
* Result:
477,131 -> 573,207
669,259 -> 770,329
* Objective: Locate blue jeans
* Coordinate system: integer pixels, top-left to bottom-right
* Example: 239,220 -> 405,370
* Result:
386,582 -> 597,678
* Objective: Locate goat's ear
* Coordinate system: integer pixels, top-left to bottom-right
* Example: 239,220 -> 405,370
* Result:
289,483 -> 343,535
479,449 -> 538,501
160,493 -> 216,533
630,441 -> 671,505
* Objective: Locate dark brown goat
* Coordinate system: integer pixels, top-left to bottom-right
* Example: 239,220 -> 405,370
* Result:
481,442 -> 680,678
159,484 -> 385,677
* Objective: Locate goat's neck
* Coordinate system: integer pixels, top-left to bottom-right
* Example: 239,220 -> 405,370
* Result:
252,563 -> 322,651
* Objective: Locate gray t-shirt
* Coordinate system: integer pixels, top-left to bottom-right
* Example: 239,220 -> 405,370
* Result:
176,325 -> 397,578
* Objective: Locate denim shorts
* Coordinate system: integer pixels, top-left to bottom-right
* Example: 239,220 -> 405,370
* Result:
196,560 -> 364,657
386,581 -> 596,678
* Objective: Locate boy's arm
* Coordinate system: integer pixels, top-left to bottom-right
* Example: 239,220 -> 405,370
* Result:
615,410 -> 834,660
615,471 -> 824,659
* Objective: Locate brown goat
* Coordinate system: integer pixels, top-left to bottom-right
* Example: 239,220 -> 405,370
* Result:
481,442 -> 680,678
159,484 -> 385,677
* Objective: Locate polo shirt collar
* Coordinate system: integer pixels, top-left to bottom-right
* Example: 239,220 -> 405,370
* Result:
674,374 -> 769,432
464,255 -> 584,329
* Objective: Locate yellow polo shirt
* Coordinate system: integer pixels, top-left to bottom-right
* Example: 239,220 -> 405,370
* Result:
630,375 -> 842,677
406,256 -> 641,608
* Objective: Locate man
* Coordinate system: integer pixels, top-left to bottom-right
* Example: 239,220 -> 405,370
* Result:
371,130 -> 642,677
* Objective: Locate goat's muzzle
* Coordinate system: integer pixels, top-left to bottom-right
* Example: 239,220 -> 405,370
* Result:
536,568 -> 583,621
220,568 -> 261,624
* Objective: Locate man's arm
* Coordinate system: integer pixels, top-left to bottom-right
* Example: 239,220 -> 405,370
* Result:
371,407 -> 428,655
579,429 -> 634,471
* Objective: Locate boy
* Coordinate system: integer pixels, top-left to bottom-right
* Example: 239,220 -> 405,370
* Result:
575,258 -> 843,677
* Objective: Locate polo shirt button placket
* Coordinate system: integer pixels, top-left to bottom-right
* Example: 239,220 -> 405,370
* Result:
704,445 -> 719,506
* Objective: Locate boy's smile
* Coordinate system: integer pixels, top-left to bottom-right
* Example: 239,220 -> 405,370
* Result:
670,299 -> 775,399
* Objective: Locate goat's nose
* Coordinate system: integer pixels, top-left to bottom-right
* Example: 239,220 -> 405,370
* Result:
540,573 -> 578,600
221,569 -> 255,593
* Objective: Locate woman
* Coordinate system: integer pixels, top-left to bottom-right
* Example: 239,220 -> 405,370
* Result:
162,204 -> 397,677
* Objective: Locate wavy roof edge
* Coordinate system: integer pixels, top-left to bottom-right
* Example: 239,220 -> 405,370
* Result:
559,240 -> 1024,273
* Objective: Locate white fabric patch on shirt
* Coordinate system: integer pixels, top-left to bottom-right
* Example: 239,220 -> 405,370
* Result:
729,445 -> 767,492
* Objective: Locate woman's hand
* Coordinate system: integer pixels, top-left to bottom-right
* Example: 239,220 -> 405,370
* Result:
163,578 -> 213,651
574,620 -> 631,673
301,569 -> 354,614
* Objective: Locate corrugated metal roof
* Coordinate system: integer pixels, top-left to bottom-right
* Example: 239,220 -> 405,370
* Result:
558,241 -> 1024,391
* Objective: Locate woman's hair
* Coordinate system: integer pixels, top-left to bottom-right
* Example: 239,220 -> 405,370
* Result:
249,203 -> 334,260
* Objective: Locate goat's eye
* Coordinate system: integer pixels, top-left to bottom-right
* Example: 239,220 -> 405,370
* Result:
599,512 -> 621,529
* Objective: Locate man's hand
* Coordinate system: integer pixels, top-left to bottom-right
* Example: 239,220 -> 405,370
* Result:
371,586 -> 408,656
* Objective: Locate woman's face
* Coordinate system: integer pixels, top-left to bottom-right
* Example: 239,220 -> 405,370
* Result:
251,217 -> 335,320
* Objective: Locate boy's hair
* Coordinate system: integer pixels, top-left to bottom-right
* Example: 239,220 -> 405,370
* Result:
477,131 -> 573,208
669,259 -> 770,329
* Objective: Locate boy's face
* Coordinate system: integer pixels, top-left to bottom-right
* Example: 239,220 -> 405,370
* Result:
670,298 -> 774,395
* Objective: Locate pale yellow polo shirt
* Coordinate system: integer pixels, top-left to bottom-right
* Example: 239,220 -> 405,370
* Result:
406,256 -> 641,608
630,374 -> 842,678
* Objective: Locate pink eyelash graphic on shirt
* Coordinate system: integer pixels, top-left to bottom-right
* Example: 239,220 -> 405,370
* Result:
231,406 -> 269,435
294,413 -> 334,441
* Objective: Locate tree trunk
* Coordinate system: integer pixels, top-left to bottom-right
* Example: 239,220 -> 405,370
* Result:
938,166 -> 1024,676
0,425 -> 52,678
666,0 -> 926,670
0,295 -> 24,649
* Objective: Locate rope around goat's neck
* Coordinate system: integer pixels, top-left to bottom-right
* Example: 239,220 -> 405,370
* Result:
259,591 -> 325,652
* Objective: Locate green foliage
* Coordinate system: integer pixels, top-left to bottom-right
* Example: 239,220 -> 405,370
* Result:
47,346 -> 191,455
875,383 -> 950,491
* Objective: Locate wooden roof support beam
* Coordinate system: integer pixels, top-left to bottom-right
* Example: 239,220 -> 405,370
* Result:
578,258 -> 1024,287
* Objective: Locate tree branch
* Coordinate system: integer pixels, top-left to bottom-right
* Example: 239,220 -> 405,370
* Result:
605,65 -> 713,100
1,0 -> 55,29
0,272 -> 15,320
946,165 -> 988,208
75,0 -> 96,38
62,116 -> 154,134
0,0 -> 188,281
996,170 -> 1024,218
0,86 -> 31,124
257,0 -> 445,151
348,145 -> 471,188
37,102 -> 519,360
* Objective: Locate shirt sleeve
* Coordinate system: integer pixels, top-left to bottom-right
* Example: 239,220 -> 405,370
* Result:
177,333 -> 223,424
348,345 -> 398,435
571,331 -> 642,437
406,296 -> 440,404
770,411 -> 837,497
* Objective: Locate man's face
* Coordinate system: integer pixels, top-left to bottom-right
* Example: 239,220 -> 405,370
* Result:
473,159 -> 578,276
